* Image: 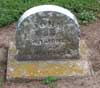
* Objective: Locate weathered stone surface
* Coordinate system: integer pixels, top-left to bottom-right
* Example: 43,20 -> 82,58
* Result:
6,40 -> 92,80
16,5 -> 80,60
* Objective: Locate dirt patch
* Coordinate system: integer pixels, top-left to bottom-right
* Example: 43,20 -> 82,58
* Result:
81,20 -> 100,72
0,21 -> 100,88
0,23 -> 16,48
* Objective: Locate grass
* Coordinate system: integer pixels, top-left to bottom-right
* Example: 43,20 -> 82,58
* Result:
42,76 -> 58,88
0,77 -> 4,88
43,76 -> 57,84
0,0 -> 100,27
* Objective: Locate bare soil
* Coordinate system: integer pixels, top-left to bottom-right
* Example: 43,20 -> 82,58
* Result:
0,20 -> 100,88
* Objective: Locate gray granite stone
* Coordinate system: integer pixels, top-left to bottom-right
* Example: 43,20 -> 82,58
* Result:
16,5 -> 80,61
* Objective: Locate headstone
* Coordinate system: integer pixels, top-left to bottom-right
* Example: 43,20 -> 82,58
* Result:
16,5 -> 80,61
7,5 -> 91,81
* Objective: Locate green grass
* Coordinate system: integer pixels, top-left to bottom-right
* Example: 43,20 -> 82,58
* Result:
43,76 -> 57,84
0,0 -> 100,27
43,76 -> 57,88
0,77 -> 4,88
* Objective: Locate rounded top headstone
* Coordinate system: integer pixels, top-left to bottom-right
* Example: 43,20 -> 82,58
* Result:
17,5 -> 79,29
16,5 -> 80,60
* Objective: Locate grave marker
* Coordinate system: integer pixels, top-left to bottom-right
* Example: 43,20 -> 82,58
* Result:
16,5 -> 80,60
7,5 -> 91,81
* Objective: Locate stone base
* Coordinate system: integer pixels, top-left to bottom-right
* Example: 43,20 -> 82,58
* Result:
6,40 -> 93,81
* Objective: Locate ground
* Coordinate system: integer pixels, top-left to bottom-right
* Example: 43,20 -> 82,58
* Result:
0,20 -> 100,88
